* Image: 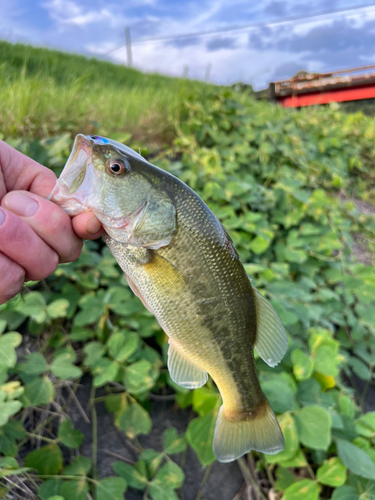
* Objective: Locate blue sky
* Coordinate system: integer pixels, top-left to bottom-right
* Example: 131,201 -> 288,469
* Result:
2,0 -> 375,89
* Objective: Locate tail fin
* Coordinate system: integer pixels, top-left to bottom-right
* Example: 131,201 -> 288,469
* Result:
213,399 -> 284,463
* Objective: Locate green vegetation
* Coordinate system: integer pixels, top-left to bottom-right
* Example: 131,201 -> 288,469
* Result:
0,40 -> 208,143
0,42 -> 375,499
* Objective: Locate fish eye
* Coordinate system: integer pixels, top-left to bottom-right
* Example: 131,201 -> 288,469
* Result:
107,158 -> 128,176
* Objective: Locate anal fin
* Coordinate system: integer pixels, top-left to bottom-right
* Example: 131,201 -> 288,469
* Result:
168,341 -> 208,389
253,287 -> 288,367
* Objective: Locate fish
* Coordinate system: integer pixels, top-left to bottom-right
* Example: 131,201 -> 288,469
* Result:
49,134 -> 288,463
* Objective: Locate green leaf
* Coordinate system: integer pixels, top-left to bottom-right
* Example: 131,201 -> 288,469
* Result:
265,413 -> 299,463
113,461 -> 147,490
149,482 -> 179,500
140,449 -> 164,476
47,299 -> 70,319
192,387 -> 219,416
51,353 -> 82,380
60,479 -> 88,500
261,379 -> 295,413
63,456 -> 91,476
0,421 -> 26,456
17,292 -> 46,321
19,352 -> 48,375
0,457 -> 30,478
93,358 -> 119,387
355,412 -> 375,438
0,332 -> 22,370
118,401 -> 152,438
336,439 -> 375,479
21,376 -> 55,407
312,344 -> 340,377
0,396 -> 22,426
186,411 -> 216,466
69,326 -> 94,342
107,331 -> 138,362
0,320 -> 6,335
124,359 -> 154,394
339,394 -> 356,419
58,419 -> 84,449
47,496 -> 65,500
291,349 -> 313,381
163,427 -> 187,454
83,342 -> 106,366
275,467 -> 295,491
38,480 -> 62,500
348,357 -> 371,381
331,485 -> 358,500
154,461 -> 184,489
249,236 -> 270,254
75,295 -> 105,326
105,393 -> 128,414
282,479 -> 320,500
294,406 -> 331,450
0,381 -> 23,400
96,477 -> 127,500
25,444 -> 63,475
316,457 -> 346,486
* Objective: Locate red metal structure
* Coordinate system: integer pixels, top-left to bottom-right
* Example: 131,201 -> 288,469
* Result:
270,65 -> 375,107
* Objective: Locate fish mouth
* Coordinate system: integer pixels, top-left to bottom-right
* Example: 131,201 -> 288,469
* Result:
48,134 -> 94,215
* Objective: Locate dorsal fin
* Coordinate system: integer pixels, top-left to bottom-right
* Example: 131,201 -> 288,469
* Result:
253,287 -> 288,367
168,341 -> 208,389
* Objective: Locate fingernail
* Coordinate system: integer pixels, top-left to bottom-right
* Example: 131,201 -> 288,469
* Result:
87,216 -> 102,235
5,192 -> 39,217
0,208 -> 5,227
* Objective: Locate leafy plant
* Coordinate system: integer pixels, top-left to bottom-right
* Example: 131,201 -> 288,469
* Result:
0,79 -> 374,499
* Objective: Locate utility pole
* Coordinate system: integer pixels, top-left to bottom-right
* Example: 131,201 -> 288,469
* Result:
125,27 -> 132,67
204,63 -> 212,81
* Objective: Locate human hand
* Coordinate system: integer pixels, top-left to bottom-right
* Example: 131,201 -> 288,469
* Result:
0,140 -> 103,304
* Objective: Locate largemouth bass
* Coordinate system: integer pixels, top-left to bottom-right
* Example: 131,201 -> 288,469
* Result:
50,134 -> 288,462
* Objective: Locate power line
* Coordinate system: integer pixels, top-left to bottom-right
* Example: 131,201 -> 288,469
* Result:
106,2 -> 375,55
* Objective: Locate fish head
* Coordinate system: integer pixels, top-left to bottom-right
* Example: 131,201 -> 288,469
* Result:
49,134 -> 177,248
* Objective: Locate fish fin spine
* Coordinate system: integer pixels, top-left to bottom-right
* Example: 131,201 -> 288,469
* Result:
168,341 -> 208,389
252,286 -> 288,367
213,398 -> 284,463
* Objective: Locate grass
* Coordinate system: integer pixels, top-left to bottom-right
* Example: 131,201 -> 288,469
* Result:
0,40 -> 211,143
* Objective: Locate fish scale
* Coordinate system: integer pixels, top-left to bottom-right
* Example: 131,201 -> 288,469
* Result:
51,133 -> 288,462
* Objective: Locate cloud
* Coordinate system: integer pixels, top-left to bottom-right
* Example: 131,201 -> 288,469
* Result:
165,37 -> 201,48
42,0 -> 123,27
268,61 -> 308,82
264,1 -> 287,17
206,36 -> 237,51
249,15 -> 375,53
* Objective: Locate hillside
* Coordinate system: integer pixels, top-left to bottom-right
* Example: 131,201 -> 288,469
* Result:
0,40 -> 209,143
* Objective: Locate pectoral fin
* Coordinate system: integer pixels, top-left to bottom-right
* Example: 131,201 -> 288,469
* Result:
253,287 -> 288,367
168,341 -> 208,389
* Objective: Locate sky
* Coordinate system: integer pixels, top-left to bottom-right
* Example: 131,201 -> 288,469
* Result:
1,0 -> 375,89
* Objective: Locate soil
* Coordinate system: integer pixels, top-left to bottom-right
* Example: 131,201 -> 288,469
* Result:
70,376 -> 245,500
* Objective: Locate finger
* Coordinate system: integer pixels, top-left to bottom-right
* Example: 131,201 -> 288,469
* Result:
0,140 -> 57,198
0,252 -> 25,305
2,191 -> 82,263
72,212 -> 104,240
0,207 -> 58,281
